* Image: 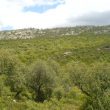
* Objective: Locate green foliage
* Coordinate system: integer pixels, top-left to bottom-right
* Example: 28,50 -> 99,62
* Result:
0,33 -> 109,109
53,86 -> 65,100
7,66 -> 27,100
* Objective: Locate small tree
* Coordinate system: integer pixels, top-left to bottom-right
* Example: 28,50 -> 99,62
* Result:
28,60 -> 56,102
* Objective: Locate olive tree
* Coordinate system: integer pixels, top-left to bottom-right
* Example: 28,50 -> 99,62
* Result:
28,60 -> 56,102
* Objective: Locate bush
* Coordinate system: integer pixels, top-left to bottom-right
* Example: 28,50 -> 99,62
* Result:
0,50 -> 18,75
69,62 -> 110,110
0,49 -> 28,100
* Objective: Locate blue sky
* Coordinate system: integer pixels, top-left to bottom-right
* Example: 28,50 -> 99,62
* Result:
0,0 -> 110,30
23,2 -> 63,13
1,26 -> 13,31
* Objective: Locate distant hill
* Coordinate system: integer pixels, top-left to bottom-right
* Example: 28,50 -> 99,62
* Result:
0,25 -> 110,39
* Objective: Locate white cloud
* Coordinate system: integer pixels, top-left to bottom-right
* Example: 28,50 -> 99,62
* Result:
0,0 -> 110,30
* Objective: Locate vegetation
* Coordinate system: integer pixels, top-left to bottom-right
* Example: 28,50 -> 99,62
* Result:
0,29 -> 110,110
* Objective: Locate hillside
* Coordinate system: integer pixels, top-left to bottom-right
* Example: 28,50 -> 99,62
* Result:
0,26 -> 110,110
0,25 -> 110,39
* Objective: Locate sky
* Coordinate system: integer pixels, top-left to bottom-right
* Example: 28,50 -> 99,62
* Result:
0,0 -> 110,30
